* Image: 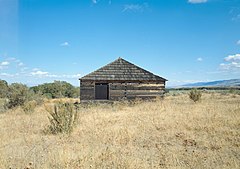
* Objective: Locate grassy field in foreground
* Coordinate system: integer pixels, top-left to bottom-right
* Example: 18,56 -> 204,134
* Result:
0,94 -> 239,169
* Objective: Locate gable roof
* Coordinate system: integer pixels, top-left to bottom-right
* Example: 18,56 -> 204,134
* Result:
80,57 -> 167,82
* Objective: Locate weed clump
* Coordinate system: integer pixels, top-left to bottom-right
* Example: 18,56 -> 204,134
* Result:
22,100 -> 37,114
46,102 -> 79,134
7,83 -> 30,108
0,99 -> 8,113
189,89 -> 202,102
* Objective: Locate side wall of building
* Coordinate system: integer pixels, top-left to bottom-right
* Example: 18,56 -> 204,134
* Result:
109,82 -> 165,100
80,81 -> 95,100
80,81 -> 166,101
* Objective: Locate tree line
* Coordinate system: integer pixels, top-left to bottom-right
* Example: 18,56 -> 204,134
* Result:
0,79 -> 79,110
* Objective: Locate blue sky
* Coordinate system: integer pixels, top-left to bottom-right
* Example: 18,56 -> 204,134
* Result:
0,0 -> 240,86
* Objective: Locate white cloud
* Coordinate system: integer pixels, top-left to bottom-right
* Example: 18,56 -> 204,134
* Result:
20,67 -> 28,72
18,62 -> 24,66
1,55 -> 81,83
0,61 -> 9,66
220,62 -> 240,70
68,73 -> 81,78
224,54 -> 240,61
0,73 -> 8,76
0,61 -> 10,69
220,53 -> 240,70
0,56 -> 25,70
32,68 -> 39,71
60,42 -> 70,46
43,73 -> 81,79
2,57 -> 25,68
1,73 -> 10,77
220,63 -> 225,66
232,14 -> 240,21
92,0 -> 97,4
197,57 -> 203,62
0,73 -> 16,77
31,70 -> 49,76
188,0 -> 207,4
30,70 -> 81,79
237,40 -> 240,45
6,57 -> 16,61
122,3 -> 149,12
229,7 -> 240,22
46,74 -> 59,78
91,0 -> 112,5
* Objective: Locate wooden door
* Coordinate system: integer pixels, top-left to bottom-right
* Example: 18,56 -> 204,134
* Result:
95,83 -> 109,100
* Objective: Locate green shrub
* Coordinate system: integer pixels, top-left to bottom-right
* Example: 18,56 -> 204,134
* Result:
189,89 -> 202,102
31,81 -> 79,99
31,91 -> 45,106
0,80 -> 9,98
46,102 -> 79,134
7,83 -> 32,108
22,100 -> 37,114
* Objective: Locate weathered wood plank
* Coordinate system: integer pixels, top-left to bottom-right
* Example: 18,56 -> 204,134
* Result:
80,94 -> 95,100
110,83 -> 164,86
80,87 -> 94,90
110,96 -> 125,100
80,90 -> 94,95
126,89 -> 163,93
110,90 -> 126,94
81,83 -> 94,86
81,81 -> 94,85
80,88 -> 94,90
111,86 -> 164,90
80,80 -> 166,101
126,96 -> 158,100
110,83 -> 164,90
80,87 -> 95,100
126,92 -> 163,96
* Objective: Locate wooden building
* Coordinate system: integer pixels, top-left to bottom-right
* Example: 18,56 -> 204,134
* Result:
79,57 -> 167,101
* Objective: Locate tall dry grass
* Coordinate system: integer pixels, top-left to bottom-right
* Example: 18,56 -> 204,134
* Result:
0,93 -> 239,168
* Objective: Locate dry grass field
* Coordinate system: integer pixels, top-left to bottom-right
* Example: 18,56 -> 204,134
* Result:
0,93 -> 239,169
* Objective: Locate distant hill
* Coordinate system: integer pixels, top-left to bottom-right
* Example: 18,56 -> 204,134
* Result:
181,79 -> 240,87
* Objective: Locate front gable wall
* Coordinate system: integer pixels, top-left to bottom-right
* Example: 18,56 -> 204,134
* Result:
79,58 -> 167,101
80,80 -> 166,101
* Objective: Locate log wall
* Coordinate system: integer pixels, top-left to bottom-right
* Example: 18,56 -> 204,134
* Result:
80,81 -> 165,101
109,82 -> 165,100
80,81 -> 95,100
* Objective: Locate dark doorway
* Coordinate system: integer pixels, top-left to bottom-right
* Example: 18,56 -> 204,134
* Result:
95,83 -> 109,100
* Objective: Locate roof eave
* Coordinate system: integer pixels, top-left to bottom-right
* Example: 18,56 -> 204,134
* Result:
79,78 -> 167,82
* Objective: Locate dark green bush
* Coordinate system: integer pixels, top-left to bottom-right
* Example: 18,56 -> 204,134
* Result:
189,89 -> 202,102
0,80 -> 9,98
31,81 -> 79,99
46,102 -> 79,134
7,83 -> 32,108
